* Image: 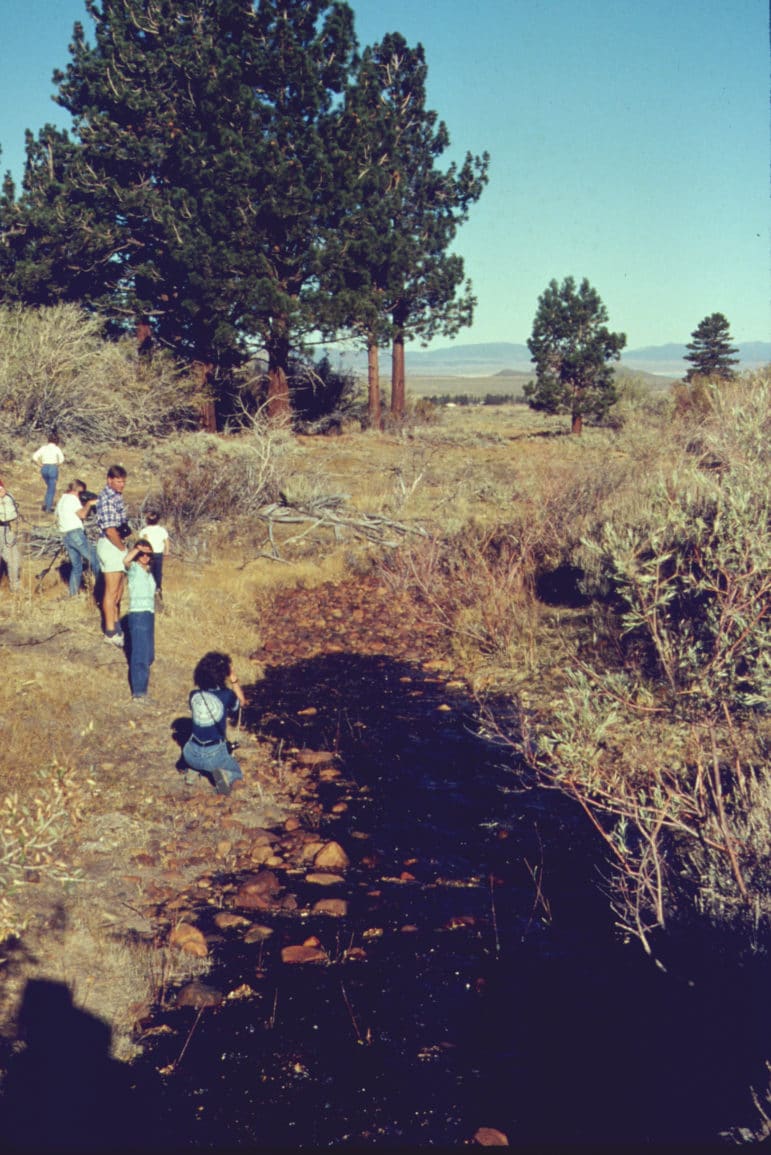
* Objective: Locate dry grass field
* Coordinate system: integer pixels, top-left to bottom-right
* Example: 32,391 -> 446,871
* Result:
0,402 -> 587,1052
0,377 -> 768,1062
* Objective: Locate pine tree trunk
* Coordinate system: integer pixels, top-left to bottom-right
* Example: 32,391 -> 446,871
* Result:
266,325 -> 292,421
367,336 -> 382,430
194,361 -> 217,432
390,328 -> 406,419
571,411 -> 583,435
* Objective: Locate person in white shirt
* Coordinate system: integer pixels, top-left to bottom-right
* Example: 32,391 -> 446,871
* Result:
32,432 -> 65,512
0,477 -> 21,591
138,507 -> 170,599
55,480 -> 100,597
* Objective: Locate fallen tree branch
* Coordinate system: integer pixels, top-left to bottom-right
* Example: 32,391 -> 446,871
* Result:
253,498 -> 428,560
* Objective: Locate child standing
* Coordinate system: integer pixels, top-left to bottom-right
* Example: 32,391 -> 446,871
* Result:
123,539 -> 156,700
138,507 -> 170,601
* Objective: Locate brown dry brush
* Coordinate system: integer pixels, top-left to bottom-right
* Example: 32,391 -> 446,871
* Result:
382,371 -> 770,959
507,372 -> 770,956
0,303 -> 203,445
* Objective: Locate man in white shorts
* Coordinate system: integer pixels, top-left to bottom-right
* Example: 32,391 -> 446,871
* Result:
96,464 -> 129,645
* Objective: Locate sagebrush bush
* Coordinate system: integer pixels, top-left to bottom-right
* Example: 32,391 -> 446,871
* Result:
515,369 -> 771,952
142,425 -> 294,538
0,303 -> 202,443
580,374 -> 770,714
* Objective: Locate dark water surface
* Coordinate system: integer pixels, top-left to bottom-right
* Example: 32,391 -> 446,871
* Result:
126,652 -> 768,1149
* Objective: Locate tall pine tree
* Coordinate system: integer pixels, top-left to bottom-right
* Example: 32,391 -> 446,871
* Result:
525,277 -> 626,435
684,313 -> 739,381
327,33 -> 488,422
1,0 -> 358,422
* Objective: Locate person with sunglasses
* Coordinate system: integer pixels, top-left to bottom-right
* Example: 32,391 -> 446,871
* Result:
123,539 -> 156,701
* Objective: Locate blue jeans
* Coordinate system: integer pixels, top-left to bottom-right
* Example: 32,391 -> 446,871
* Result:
127,611 -> 154,696
63,528 -> 100,596
41,464 -> 59,512
182,737 -> 242,788
150,552 -> 164,593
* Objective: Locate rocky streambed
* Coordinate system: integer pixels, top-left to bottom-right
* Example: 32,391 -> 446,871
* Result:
1,576 -> 768,1150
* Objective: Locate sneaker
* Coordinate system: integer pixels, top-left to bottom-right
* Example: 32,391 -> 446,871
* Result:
211,767 -> 232,797
103,632 -> 124,647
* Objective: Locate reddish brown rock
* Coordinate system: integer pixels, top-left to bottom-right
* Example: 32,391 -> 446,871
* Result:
473,1127 -> 509,1146
175,980 -> 222,1008
248,843 -> 274,865
243,925 -> 274,944
235,870 -> 281,909
281,944 -> 329,965
298,840 -> 327,863
313,841 -> 350,871
169,922 -> 208,958
295,749 -> 336,767
214,912 -> 251,930
312,898 -> 347,917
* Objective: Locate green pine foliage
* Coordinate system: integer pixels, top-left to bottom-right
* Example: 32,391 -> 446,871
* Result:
524,276 -> 626,433
326,33 -> 489,419
0,3 -> 485,427
684,312 -> 739,381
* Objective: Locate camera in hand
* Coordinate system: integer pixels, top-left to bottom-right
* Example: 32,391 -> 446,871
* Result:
79,489 -> 98,505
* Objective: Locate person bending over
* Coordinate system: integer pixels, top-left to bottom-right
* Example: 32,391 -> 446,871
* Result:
55,479 -> 100,596
182,652 -> 246,796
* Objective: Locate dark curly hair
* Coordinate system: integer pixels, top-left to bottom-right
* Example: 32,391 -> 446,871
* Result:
192,651 -> 232,690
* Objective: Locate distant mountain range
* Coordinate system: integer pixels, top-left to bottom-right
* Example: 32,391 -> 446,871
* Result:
330,340 -> 770,379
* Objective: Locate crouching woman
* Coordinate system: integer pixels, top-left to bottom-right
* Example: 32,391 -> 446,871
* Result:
182,651 -> 246,796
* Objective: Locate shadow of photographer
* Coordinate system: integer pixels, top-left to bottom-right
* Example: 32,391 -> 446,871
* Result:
0,978 -> 149,1152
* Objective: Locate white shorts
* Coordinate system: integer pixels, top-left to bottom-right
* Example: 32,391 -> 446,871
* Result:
96,536 -> 127,574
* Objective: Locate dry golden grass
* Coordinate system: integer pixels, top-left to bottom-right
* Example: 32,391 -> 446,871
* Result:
0,403 -> 644,769
6,391 -> 745,1016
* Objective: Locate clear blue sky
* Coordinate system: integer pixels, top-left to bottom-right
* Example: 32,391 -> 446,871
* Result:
1,0 -> 768,349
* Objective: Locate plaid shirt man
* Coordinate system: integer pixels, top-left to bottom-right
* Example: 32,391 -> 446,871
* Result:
96,483 -> 127,535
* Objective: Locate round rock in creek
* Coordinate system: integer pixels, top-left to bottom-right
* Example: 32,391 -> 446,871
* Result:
235,870 -> 281,909
169,922 -> 208,958
312,898 -> 348,917
313,841 -> 350,871
243,924 -> 274,944
473,1127 -> 509,1146
281,944 -> 329,965
175,980 -> 223,1009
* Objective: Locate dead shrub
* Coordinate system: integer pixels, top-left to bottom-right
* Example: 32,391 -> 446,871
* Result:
143,425 -> 294,542
0,303 -> 202,444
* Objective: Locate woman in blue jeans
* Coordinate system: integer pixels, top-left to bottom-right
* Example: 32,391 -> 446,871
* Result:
182,651 -> 247,796
32,433 -> 65,513
55,480 -> 100,595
